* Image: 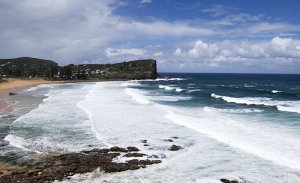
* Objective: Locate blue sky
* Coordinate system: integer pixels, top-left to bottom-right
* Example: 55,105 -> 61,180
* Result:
0,0 -> 300,73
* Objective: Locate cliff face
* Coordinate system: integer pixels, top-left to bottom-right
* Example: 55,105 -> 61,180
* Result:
0,57 -> 158,80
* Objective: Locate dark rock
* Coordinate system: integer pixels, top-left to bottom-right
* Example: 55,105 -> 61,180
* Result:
110,146 -> 128,152
169,144 -> 183,151
127,146 -> 139,152
164,139 -> 174,142
172,136 -> 179,139
144,144 -> 150,146
8,92 -> 17,96
220,179 -> 239,183
82,148 -> 110,154
0,146 -> 161,182
147,155 -> 159,159
0,140 -> 9,146
124,153 -> 147,157
141,140 -> 147,143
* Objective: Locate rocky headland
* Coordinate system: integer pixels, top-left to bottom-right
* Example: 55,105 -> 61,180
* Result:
0,57 -> 158,80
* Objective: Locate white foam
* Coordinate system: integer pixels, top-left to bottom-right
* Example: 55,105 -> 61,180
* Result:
244,84 -> 255,88
4,134 -> 31,152
157,77 -> 186,81
203,107 -> 263,113
211,93 -> 300,114
188,89 -> 202,93
165,107 -> 300,170
175,88 -> 183,92
124,88 -> 152,105
140,78 -> 186,81
6,81 -> 300,182
158,85 -> 184,92
121,81 -> 141,87
150,95 -> 192,102
24,83 -> 54,92
5,83 -> 103,153
271,90 -> 282,93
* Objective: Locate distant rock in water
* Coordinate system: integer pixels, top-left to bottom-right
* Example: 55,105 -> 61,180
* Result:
0,57 -> 158,80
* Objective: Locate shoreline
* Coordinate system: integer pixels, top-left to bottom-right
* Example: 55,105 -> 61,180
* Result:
0,80 -> 163,182
0,78 -> 68,111
0,78 -> 150,111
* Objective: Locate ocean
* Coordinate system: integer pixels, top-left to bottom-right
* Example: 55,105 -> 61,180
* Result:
1,73 -> 300,182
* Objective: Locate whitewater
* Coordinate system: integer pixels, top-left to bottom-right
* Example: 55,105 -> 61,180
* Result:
2,73 -> 300,182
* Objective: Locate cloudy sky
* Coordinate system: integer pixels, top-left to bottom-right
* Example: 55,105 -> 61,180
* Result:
0,0 -> 300,73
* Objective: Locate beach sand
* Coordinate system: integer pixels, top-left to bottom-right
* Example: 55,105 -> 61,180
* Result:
0,78 -> 64,111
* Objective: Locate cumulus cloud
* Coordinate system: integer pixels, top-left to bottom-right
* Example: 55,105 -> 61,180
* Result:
175,37 -> 300,62
174,48 -> 182,56
188,40 -> 219,58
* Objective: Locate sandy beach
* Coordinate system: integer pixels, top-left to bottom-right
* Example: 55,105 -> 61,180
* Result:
0,78 -> 64,111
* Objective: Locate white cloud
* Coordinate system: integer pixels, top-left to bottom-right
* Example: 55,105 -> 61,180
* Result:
245,22 -> 299,34
174,48 -> 182,56
105,48 -> 146,57
0,0 -> 299,73
140,0 -> 152,4
0,0 -> 216,64
153,52 -> 163,57
179,37 -> 300,61
188,40 -> 219,58
202,5 -> 237,17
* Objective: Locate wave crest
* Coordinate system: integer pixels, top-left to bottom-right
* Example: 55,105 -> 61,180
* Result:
211,93 -> 300,114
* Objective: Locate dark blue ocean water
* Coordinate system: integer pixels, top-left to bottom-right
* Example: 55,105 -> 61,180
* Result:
139,73 -> 300,118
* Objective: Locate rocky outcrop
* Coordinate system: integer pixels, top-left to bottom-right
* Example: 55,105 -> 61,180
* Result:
169,144 -> 183,151
220,179 -> 239,183
0,146 -> 161,183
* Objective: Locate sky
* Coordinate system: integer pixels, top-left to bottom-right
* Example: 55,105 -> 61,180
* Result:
0,0 -> 300,73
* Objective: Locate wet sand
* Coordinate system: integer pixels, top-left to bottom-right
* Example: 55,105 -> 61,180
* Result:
0,78 -> 65,111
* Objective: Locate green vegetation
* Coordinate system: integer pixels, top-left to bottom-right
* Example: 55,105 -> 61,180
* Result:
0,57 -> 58,79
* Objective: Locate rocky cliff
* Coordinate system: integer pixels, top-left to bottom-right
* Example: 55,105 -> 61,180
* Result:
0,57 -> 158,80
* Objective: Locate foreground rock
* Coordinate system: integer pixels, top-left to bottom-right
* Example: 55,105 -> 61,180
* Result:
169,144 -> 183,151
220,179 -> 239,183
0,146 -> 161,183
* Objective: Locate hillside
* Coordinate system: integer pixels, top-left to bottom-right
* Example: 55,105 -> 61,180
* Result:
0,57 -> 158,80
0,57 -> 58,78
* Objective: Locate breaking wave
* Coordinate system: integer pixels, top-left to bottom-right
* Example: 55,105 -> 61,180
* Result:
211,93 -> 300,114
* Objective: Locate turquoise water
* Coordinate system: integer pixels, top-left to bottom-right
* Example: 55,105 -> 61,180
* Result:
1,74 -> 300,182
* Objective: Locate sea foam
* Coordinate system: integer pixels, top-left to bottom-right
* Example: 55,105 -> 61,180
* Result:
158,85 -> 184,92
165,107 -> 300,170
211,93 -> 300,114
